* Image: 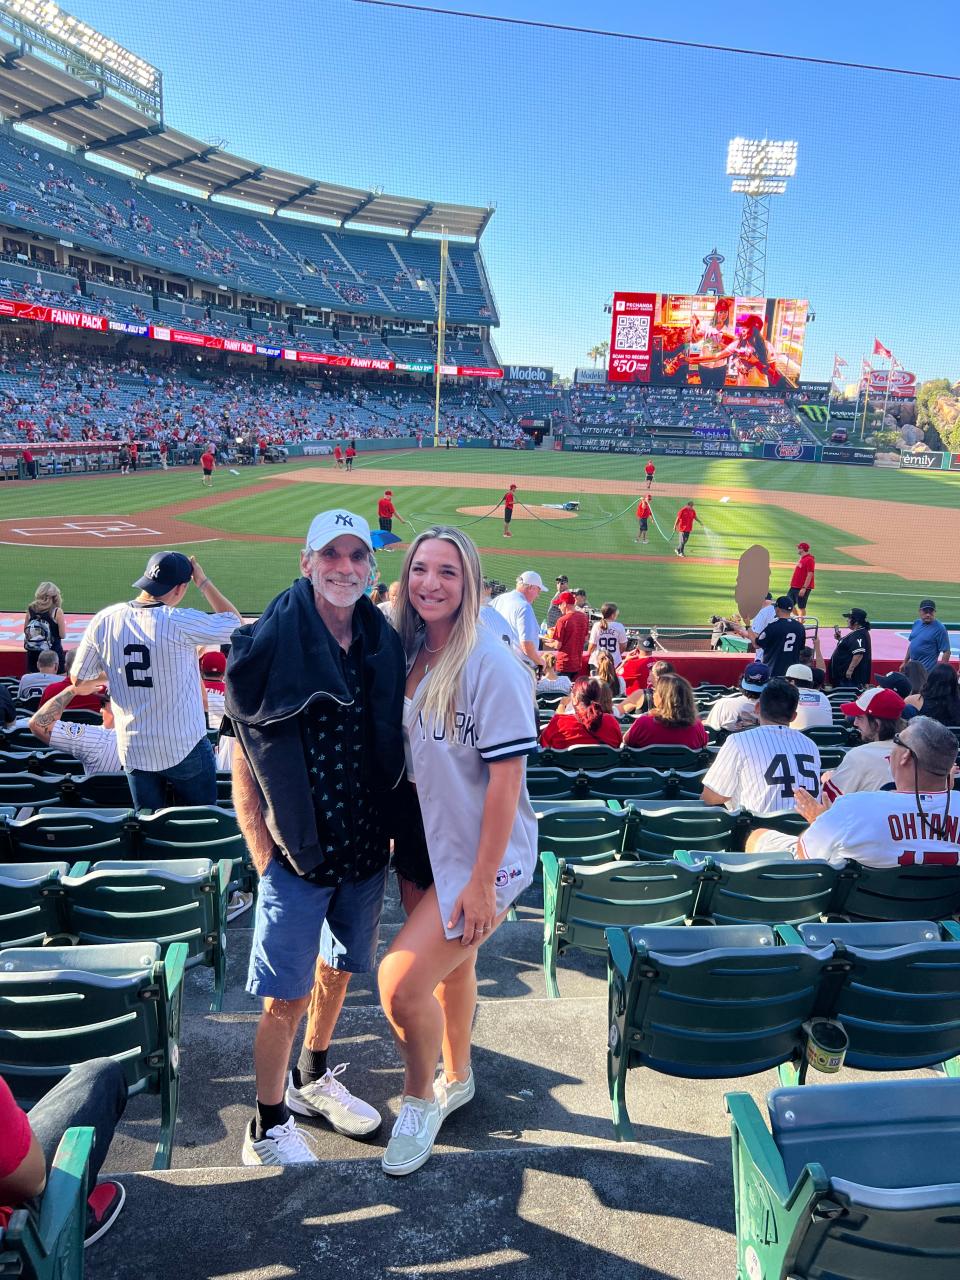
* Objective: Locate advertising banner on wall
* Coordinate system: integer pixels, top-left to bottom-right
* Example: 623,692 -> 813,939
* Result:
607,292 -> 658,383
762,442 -> 819,462
900,452 -> 944,470
821,445 -> 876,466
504,365 -> 553,382
866,369 -> 916,398
574,366 -> 608,384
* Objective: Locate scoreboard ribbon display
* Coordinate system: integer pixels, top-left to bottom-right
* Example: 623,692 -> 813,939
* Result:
607,292 -> 657,383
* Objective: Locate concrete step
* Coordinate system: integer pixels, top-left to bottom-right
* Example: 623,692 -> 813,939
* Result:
87,1141 -> 734,1280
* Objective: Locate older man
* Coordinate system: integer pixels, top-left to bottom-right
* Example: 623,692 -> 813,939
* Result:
28,682 -> 120,774
796,716 -> 959,866
226,509 -> 405,1167
907,599 -> 951,673
70,552 -> 241,810
489,570 -> 545,669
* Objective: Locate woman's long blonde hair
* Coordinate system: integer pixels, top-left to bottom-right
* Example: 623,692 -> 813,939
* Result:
395,525 -> 481,732
30,581 -> 62,614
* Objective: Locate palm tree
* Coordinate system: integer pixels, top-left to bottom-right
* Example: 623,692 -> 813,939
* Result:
587,345 -> 601,366
597,340 -> 609,364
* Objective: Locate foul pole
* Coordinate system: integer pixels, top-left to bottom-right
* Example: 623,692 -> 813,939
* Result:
432,230 -> 448,447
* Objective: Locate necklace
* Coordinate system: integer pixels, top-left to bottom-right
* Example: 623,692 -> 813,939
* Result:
423,636 -> 447,654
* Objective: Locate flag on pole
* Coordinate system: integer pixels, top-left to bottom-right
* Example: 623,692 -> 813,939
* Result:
873,338 -> 892,359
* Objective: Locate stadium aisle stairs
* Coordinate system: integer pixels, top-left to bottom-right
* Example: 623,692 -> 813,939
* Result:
84,869 -> 937,1278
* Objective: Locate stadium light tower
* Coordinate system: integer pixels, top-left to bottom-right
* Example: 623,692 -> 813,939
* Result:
726,137 -> 797,296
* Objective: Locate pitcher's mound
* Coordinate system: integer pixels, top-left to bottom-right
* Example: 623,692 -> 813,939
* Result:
456,504 -> 578,520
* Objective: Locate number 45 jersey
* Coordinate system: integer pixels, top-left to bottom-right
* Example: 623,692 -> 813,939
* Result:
72,601 -> 240,771
702,725 -> 821,818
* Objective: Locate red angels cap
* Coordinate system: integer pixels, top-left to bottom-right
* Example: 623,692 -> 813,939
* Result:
509,483 -> 517,490
556,591 -> 576,606
839,687 -> 906,719
384,489 -> 392,496
199,651 -> 226,676
797,542 -> 810,552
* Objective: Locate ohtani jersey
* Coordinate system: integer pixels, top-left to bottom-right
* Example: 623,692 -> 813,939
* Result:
800,789 -> 960,867
703,724 -> 821,816
73,601 -> 240,771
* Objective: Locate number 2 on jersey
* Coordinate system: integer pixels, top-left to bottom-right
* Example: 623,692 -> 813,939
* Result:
123,643 -> 153,688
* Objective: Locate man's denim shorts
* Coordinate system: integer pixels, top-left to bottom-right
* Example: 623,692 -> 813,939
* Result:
246,859 -> 388,1000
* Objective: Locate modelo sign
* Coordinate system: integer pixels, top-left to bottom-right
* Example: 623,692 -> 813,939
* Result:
575,366 -> 608,384
505,365 -> 552,383
900,452 -> 943,469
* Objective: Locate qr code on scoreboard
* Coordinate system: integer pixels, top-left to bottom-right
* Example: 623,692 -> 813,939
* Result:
614,314 -> 650,351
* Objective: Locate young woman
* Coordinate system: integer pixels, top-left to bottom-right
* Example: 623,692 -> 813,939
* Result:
23,581 -> 66,674
378,526 -> 538,1177
623,672 -> 708,749
540,677 -> 623,749
587,603 -> 628,672
914,665 -> 960,727
899,659 -> 927,710
593,652 -> 624,706
536,651 -> 572,697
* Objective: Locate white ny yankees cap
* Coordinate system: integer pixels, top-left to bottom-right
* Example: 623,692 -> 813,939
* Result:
305,509 -> 373,553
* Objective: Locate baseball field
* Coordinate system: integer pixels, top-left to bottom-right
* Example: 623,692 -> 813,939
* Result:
2,447 -> 959,625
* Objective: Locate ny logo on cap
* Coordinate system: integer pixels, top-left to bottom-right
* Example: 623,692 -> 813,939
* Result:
147,564 -> 162,579
334,513 -> 354,527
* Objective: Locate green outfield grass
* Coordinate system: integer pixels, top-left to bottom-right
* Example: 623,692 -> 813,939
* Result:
0,450 -> 957,623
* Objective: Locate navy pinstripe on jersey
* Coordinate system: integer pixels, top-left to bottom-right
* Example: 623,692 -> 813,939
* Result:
703,724 -> 822,816
72,602 -> 240,771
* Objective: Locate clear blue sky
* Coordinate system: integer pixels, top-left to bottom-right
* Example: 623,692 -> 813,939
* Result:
68,1 -> 960,381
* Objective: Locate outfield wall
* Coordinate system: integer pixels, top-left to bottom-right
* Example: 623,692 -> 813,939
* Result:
562,436 -> 877,465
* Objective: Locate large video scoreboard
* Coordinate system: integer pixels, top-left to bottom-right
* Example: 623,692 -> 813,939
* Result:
607,293 -> 808,388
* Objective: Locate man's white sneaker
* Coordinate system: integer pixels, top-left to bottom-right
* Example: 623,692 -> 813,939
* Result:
285,1065 -> 381,1136
241,1115 -> 318,1166
381,1096 -> 442,1176
433,1069 -> 475,1123
226,890 -> 254,922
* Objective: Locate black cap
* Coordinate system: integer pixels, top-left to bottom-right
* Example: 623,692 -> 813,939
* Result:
133,551 -> 193,596
843,608 -> 868,624
876,672 -> 912,698
775,595 -> 794,611
919,599 -> 937,611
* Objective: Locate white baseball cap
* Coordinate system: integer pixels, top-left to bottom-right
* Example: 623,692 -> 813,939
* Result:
305,509 -> 372,553
518,570 -> 545,589
785,663 -> 815,685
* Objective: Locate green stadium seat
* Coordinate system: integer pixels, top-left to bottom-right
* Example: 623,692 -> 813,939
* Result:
30,752 -> 86,778
62,858 -> 232,1011
535,801 -> 631,863
0,750 -> 38,773
781,922 -> 960,1080
541,852 -> 698,997
0,1125 -> 93,1280
726,1079 -> 960,1280
526,767 -> 587,801
624,744 -> 713,771
606,924 -> 829,1140
537,744 -> 624,771
833,860 -> 960,922
137,805 -> 254,894
578,768 -> 668,802
8,810 -> 136,864
627,804 -> 743,860
805,725 -> 857,747
58,772 -> 135,809
680,852 -> 838,925
0,941 -> 187,1169
0,862 -> 68,948
0,773 -> 64,807
215,771 -> 233,805
817,746 -> 849,771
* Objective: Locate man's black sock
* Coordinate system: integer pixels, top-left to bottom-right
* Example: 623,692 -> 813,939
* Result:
254,1099 -> 290,1140
293,1046 -> 329,1088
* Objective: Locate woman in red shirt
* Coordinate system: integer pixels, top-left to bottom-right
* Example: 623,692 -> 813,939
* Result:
623,673 -> 708,749
540,678 -> 623,750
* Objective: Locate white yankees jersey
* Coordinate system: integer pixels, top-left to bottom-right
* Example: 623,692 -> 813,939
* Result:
703,723 -> 822,816
73,602 -> 240,771
16,672 -> 60,700
49,721 -> 122,774
589,621 -> 628,666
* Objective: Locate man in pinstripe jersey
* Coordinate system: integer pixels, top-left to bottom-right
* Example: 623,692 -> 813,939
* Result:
70,550 -> 241,811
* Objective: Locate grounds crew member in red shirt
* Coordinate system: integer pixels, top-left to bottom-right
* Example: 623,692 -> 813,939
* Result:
644,460 -> 655,489
333,443 -> 343,468
673,500 -> 702,557
788,542 -> 815,621
200,446 -> 215,488
376,489 -> 410,548
345,443 -> 357,471
547,590 -> 589,675
635,495 -> 653,544
499,483 -> 517,538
